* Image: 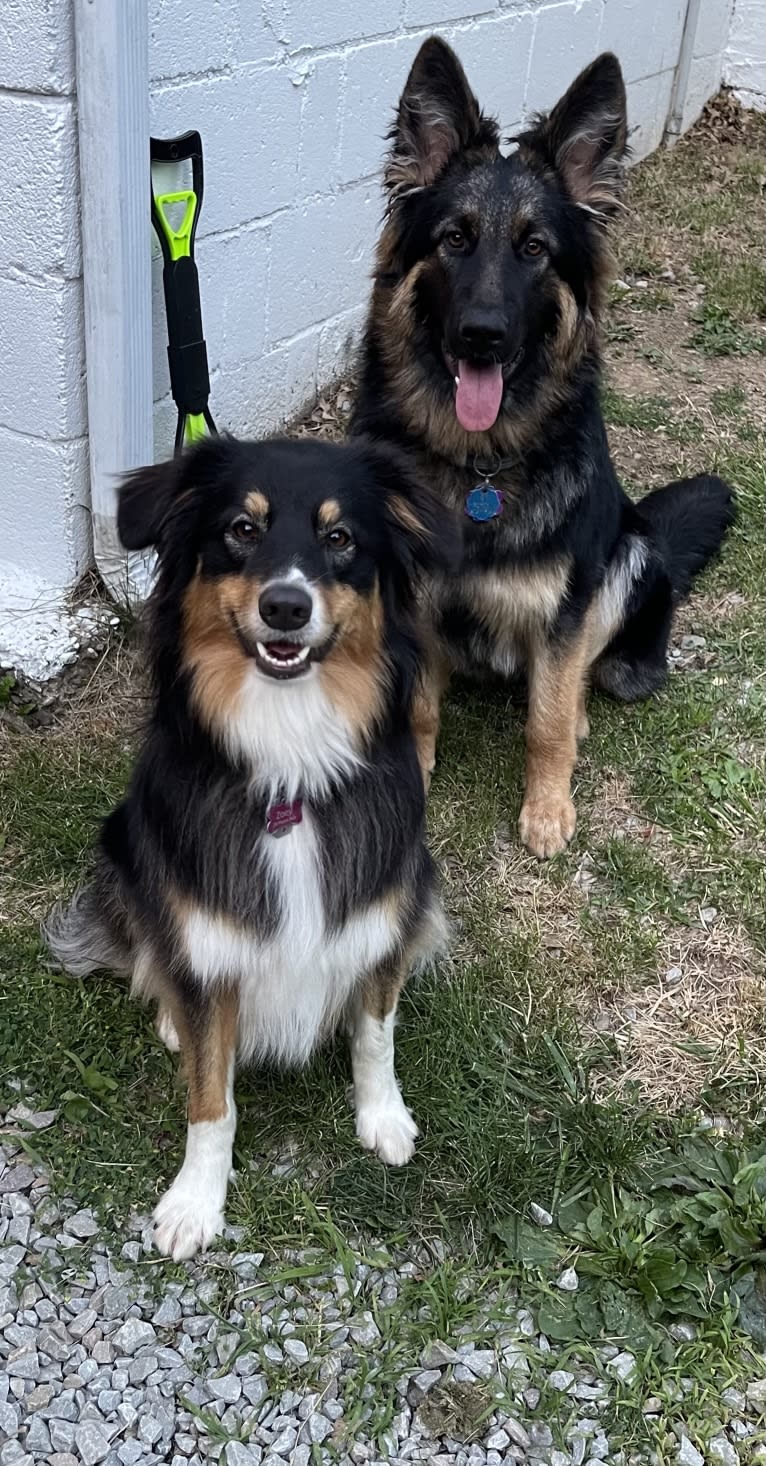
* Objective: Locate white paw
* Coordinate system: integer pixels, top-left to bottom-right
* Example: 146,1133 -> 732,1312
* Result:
153,1179 -> 225,1261
356,1092 -> 418,1166
156,1008 -> 180,1053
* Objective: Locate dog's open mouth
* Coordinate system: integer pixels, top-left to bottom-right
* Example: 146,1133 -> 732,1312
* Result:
254,640 -> 313,680
445,350 -> 524,433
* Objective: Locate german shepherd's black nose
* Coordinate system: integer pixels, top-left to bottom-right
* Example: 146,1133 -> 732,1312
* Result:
456,309 -> 508,357
259,582 -> 312,630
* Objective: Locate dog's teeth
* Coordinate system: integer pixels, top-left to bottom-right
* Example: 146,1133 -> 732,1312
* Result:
256,641 -> 311,670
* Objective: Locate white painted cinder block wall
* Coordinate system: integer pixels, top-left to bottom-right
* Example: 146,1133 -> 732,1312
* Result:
725,0 -> 766,108
0,0 -> 741,676
0,3 -> 88,597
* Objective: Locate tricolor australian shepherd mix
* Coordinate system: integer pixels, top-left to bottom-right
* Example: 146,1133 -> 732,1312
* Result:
353,39 -> 734,858
46,436 -> 455,1260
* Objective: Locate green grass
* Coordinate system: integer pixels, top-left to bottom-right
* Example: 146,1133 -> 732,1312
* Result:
691,249 -> 765,324
601,388 -> 704,443
688,301 -> 766,357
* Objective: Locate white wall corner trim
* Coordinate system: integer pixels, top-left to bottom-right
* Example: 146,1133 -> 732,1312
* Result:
74,0 -> 154,604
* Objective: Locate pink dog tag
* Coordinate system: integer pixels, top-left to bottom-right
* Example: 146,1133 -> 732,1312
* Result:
266,799 -> 303,837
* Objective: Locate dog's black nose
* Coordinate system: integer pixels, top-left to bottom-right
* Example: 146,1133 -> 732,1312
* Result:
456,310 -> 508,356
259,582 -> 312,631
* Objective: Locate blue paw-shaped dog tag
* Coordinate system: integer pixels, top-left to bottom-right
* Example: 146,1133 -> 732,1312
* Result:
465,485 -> 503,522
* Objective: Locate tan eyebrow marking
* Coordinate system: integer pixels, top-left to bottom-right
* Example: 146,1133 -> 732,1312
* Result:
317,498 -> 342,529
244,490 -> 269,521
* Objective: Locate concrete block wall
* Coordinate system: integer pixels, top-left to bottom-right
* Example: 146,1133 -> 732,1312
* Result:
0,0 -> 90,593
683,0 -> 736,130
725,0 -> 766,109
148,0 -> 731,459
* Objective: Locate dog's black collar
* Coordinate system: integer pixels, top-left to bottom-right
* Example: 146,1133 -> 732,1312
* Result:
472,451 -> 520,479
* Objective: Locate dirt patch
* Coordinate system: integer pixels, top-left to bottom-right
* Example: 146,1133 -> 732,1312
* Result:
586,917 -> 764,1112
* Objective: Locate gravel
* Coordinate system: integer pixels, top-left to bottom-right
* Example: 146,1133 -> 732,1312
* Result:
678,1438 -> 706,1466
0,1131 -> 763,1466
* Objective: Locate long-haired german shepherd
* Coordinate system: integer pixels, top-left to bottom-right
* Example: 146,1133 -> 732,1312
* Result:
352,38 -> 735,859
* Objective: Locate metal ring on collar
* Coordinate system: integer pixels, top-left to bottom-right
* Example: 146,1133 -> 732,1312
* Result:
472,451 -> 517,479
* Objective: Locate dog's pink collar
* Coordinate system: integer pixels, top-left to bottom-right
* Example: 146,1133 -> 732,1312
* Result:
266,799 -> 303,836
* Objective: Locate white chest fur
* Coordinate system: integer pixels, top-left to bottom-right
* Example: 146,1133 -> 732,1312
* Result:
178,809 -> 398,1067
221,664 -> 362,801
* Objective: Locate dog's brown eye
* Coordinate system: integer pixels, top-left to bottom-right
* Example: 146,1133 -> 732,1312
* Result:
231,516 -> 256,541
327,526 -> 352,551
524,237 -> 545,258
446,229 -> 465,250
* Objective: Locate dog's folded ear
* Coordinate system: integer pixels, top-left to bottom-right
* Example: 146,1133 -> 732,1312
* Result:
362,440 -> 462,590
118,437 -> 234,551
118,459 -> 183,550
385,36 -> 498,200
518,53 -> 628,218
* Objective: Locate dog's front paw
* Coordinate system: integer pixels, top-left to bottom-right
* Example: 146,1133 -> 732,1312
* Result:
519,796 -> 576,859
153,1179 -> 225,1261
356,1092 -> 418,1166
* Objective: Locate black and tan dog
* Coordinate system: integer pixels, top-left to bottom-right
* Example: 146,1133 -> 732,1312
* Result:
46,436 -> 454,1259
353,38 -> 734,858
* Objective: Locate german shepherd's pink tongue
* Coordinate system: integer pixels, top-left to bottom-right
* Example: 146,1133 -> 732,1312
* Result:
455,360 -> 504,432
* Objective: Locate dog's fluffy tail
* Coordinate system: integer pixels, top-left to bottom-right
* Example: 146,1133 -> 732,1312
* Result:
44,881 -> 131,977
638,473 -> 735,600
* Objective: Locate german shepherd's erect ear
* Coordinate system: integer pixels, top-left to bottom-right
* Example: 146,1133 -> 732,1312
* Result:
518,54 -> 628,218
384,36 -> 499,201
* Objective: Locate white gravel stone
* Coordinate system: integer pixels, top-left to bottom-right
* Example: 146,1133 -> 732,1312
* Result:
0,1404 -> 20,1436
349,1313 -> 380,1348
152,1298 -> 182,1328
708,1437 -> 737,1466
64,1212 -> 99,1240
74,1423 -> 111,1466
224,1446 -> 262,1466
269,1428 -> 297,1456
607,1352 -> 637,1383
506,1418 -> 531,1451
6,1351 -> 39,1381
24,1416 -> 51,1453
464,1350 -> 495,1380
208,1375 -> 241,1404
420,1341 -> 458,1368
283,1339 -> 309,1365
529,1203 -> 553,1226
485,1430 -> 510,1451
111,1321 -> 156,1356
557,1267 -> 579,1292
68,1310 -> 99,1341
304,1415 -> 331,1445
116,1443 -> 143,1466
677,1438 -> 705,1466
549,1370 -> 575,1391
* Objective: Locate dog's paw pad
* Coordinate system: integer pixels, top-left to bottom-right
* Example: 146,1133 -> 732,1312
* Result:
356,1095 -> 418,1166
519,797 -> 576,860
153,1184 -> 224,1261
156,1008 -> 181,1053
